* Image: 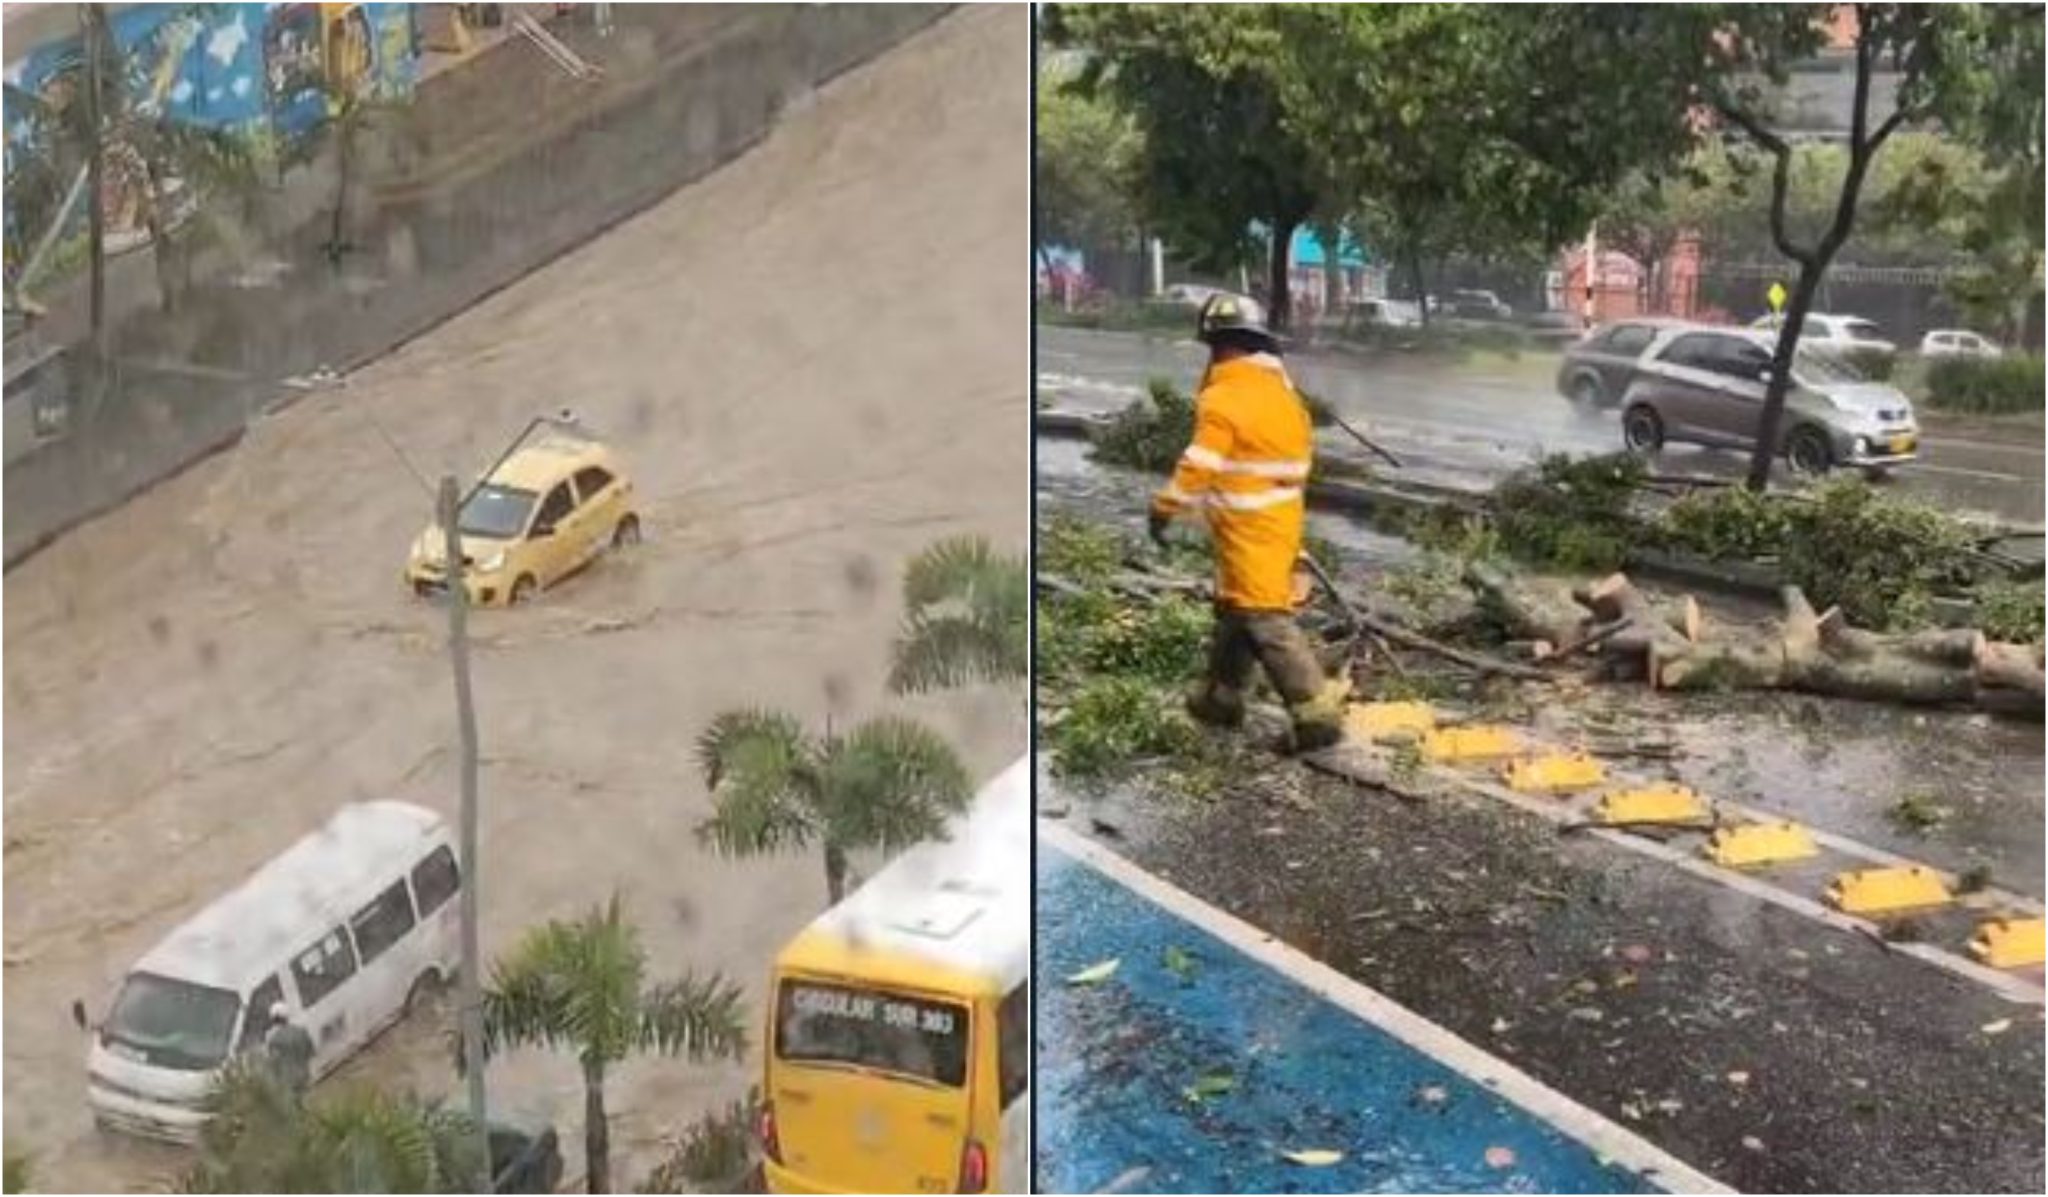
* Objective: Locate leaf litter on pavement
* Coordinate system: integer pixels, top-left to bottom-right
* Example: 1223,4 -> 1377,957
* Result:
1066,958 -> 1121,986
1182,1070 -> 1236,1105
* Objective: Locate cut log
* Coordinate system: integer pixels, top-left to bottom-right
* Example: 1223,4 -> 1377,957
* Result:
1782,587 -> 1822,662
1658,641 -> 1787,691
1466,563 -> 1584,644
1787,653 -> 1981,705
1671,596 -> 1703,644
1461,567 -> 2042,717
1977,641 -> 2046,699
1895,628 -> 1987,668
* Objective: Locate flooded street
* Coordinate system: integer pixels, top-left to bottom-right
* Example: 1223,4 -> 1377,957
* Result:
3,11 -> 1026,1190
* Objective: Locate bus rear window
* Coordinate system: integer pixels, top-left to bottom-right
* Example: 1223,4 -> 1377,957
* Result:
774,980 -> 969,1087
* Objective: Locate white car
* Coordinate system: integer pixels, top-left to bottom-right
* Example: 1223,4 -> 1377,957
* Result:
1349,297 -> 1423,328
1919,329 -> 2003,359
1750,312 -> 1897,357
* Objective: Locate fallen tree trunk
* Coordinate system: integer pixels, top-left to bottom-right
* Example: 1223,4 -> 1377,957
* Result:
1465,564 -> 2043,715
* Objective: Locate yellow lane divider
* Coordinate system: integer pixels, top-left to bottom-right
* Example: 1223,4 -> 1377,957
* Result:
1345,701 -> 1436,743
1504,751 -> 1607,794
1969,916 -> 2046,969
1703,820 -> 1819,867
1594,784 -> 1711,827
1421,725 -> 1521,763
1826,866 -> 1954,916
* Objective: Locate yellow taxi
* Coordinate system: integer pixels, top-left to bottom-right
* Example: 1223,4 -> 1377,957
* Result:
405,423 -> 639,606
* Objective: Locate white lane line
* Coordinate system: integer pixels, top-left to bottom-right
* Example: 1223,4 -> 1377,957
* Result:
1919,434 -> 2045,457
1039,820 -> 1734,1196
1908,461 -> 2035,483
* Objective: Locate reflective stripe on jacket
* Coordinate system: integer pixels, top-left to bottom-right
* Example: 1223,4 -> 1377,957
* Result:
1150,353 -> 1312,611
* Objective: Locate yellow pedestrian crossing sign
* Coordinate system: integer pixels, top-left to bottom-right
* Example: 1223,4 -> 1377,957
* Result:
1767,282 -> 1787,313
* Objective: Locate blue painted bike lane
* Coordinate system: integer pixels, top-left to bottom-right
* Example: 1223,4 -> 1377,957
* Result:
1036,826 -> 1725,1195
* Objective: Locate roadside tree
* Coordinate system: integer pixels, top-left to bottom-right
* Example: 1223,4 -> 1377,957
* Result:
693,710 -> 972,905
467,897 -> 748,1195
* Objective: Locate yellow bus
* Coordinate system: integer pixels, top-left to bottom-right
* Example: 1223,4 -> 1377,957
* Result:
760,757 -> 1029,1194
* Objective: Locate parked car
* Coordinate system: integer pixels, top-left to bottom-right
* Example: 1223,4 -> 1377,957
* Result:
406,416 -> 640,606
1618,323 -> 1919,476
1555,318 -> 1690,408
1919,328 -> 2004,359
1347,297 -> 1423,329
1522,310 -> 1589,345
1446,288 -> 1513,320
1749,311 -> 1898,357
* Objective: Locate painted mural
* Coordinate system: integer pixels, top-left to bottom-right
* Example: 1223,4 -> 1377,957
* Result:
4,3 -> 420,286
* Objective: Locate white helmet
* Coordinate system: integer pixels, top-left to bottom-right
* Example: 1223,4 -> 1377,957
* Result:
269,1001 -> 291,1022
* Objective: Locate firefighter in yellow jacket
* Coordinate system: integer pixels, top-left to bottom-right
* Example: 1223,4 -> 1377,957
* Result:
1149,293 -> 1349,751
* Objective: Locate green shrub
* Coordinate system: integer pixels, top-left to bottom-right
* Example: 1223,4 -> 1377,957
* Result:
1973,575 -> 2045,644
1776,479 -> 1978,629
1050,676 -> 1202,779
637,1090 -> 761,1193
1489,454 -> 1646,573
1039,515 -> 1126,587
1841,347 -> 1897,382
1656,486 -> 1796,562
1039,587 -> 1210,690
1094,378 -> 1194,474
1922,354 -> 2045,415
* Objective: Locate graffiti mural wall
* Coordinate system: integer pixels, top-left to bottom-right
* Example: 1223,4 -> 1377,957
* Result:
4,3 -> 419,283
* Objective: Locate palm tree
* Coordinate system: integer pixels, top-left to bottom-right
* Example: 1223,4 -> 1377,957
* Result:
694,710 -> 974,905
177,1057 -> 483,1193
887,536 -> 1029,695
471,896 -> 748,1195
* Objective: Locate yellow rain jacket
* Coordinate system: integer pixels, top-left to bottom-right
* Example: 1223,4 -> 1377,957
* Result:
1151,354 -> 1312,611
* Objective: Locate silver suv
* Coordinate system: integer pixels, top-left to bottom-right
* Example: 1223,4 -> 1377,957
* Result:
1618,324 -> 1920,476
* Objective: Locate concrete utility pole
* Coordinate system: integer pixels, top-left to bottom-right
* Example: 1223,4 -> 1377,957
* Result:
79,4 -> 107,362
1582,221 -> 1598,323
436,476 -> 490,1185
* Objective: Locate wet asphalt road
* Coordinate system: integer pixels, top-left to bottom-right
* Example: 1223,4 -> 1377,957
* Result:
1038,325 -> 2046,528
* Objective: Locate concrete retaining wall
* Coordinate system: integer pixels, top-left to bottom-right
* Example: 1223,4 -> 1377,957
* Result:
4,3 -> 951,567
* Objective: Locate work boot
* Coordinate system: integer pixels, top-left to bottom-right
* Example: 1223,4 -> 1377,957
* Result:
1185,681 -> 1246,728
1286,676 -> 1352,753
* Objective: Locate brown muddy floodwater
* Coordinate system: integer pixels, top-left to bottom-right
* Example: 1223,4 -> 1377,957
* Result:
3,10 -> 1026,1190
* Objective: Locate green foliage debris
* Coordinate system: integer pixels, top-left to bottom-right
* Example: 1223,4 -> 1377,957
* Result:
1048,676 -> 1203,780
